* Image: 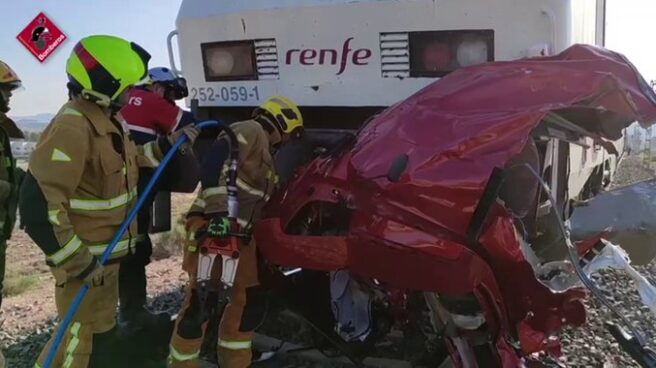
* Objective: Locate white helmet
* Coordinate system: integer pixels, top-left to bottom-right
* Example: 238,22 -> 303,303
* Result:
147,67 -> 177,84
142,67 -> 188,100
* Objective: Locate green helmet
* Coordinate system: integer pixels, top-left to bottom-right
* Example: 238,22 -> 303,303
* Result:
66,35 -> 150,106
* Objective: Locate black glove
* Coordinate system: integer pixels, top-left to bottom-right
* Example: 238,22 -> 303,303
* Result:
168,124 -> 200,153
76,257 -> 105,287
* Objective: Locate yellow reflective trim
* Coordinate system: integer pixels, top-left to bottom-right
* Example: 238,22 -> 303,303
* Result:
63,322 -> 81,368
63,355 -> 74,368
237,133 -> 248,145
66,335 -> 79,354
87,238 -> 137,258
121,165 -> 127,175
202,187 -> 227,197
266,171 -> 279,184
69,187 -> 137,211
48,209 -> 61,225
47,236 -> 83,266
51,148 -> 72,162
237,178 -> 269,200
168,345 -> 200,362
62,107 -> 83,117
204,179 -> 269,200
218,339 -> 252,350
193,198 -> 206,208
144,141 -> 160,167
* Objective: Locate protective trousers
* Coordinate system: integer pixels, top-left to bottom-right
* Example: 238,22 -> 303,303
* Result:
119,173 -> 155,317
168,235 -> 261,368
34,264 -> 119,368
118,234 -> 151,314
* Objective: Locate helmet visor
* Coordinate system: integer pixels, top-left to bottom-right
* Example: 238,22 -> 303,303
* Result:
3,81 -> 23,93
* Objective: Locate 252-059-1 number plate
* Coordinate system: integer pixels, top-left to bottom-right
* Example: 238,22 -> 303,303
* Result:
190,86 -> 260,103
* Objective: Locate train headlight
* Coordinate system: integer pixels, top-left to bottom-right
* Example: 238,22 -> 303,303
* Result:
201,41 -> 257,81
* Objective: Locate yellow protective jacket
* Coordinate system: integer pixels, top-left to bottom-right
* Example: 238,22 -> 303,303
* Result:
188,119 -> 278,228
0,112 -> 24,239
19,99 -> 167,279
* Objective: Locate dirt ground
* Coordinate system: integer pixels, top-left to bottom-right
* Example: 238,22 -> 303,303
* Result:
0,192 -> 196,367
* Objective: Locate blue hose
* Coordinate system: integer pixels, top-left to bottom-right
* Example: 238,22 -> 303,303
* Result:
42,120 -> 221,368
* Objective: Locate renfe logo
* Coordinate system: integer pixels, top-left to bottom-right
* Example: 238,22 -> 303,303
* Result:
285,38 -> 372,75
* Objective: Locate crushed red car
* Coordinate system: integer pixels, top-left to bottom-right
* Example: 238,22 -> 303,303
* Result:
254,45 -> 656,367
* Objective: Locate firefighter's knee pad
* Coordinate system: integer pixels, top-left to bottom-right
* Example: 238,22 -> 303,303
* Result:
177,289 -> 207,339
239,287 -> 268,332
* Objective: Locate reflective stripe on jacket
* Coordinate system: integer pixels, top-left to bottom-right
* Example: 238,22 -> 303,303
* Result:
21,99 -> 165,270
188,120 -> 277,227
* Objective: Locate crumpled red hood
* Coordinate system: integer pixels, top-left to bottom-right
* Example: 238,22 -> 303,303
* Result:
347,44 -> 656,236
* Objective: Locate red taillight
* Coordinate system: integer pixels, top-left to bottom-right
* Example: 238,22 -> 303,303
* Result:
422,42 -> 452,72
410,30 -> 494,77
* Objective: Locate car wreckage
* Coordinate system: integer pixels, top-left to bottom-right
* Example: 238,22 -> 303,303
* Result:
246,45 -> 656,367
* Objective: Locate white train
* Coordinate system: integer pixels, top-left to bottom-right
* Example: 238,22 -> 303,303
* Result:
168,0 -> 623,201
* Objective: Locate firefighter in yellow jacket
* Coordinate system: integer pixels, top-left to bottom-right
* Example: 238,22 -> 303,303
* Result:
0,60 -> 26,368
19,35 -> 199,367
168,96 -> 303,368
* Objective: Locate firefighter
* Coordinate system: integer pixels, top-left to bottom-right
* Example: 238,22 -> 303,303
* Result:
119,66 -> 193,145
117,66 -> 195,332
19,35 -> 199,367
168,96 -> 304,368
0,60 -> 26,368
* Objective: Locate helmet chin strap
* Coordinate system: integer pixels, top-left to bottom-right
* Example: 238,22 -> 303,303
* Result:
255,114 -> 283,148
0,89 -> 10,113
109,100 -> 125,114
255,114 -> 281,135
81,89 -> 111,107
81,89 -> 125,112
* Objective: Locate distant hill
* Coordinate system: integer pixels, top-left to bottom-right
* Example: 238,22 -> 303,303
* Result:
9,113 -> 54,132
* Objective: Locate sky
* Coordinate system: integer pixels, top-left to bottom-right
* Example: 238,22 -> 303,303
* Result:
0,0 -> 654,117
605,0 -> 656,81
